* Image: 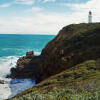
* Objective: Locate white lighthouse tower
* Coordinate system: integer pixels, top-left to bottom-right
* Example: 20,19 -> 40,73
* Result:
88,11 -> 92,23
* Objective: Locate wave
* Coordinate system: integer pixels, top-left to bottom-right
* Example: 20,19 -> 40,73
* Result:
0,56 -> 18,77
0,56 -> 35,99
1,48 -> 23,51
34,51 -> 41,55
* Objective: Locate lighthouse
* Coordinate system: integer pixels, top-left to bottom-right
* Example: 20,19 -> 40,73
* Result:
88,11 -> 92,23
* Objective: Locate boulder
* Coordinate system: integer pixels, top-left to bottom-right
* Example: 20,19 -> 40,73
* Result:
26,51 -> 34,58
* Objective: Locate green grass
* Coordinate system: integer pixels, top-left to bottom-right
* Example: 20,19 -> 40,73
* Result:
9,88 -> 100,100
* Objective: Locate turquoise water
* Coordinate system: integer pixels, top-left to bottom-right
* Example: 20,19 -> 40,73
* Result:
0,34 -> 55,57
0,34 -> 55,99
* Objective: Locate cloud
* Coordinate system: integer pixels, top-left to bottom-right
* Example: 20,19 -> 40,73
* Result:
44,0 -> 56,2
0,0 -> 100,35
0,13 -> 70,34
63,0 -> 100,13
27,7 -> 43,12
62,0 -> 100,22
42,0 -> 56,3
0,3 -> 11,8
15,0 -> 34,5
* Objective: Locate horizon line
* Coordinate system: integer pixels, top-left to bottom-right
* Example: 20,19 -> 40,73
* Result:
0,33 -> 56,35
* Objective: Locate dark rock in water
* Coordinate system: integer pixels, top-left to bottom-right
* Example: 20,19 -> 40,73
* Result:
10,23 -> 100,83
0,80 -> 4,84
26,51 -> 34,58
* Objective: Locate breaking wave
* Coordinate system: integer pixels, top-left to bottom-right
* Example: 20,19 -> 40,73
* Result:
0,56 -> 35,99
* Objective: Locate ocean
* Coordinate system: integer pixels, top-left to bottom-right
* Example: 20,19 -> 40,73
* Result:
0,34 -> 55,99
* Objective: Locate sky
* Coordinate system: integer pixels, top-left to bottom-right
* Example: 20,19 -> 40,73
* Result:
0,0 -> 100,34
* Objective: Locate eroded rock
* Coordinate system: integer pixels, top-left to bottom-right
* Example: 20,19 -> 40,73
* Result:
26,51 -> 34,58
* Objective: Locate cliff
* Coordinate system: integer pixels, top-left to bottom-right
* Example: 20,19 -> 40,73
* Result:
10,23 -> 100,83
9,23 -> 100,100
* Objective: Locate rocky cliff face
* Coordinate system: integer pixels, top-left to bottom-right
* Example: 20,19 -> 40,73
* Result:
39,23 -> 100,81
10,54 -> 42,79
10,23 -> 100,83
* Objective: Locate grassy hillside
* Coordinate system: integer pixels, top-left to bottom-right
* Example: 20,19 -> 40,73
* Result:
9,59 -> 100,100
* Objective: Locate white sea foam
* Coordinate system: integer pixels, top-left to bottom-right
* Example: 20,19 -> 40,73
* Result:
34,51 -> 41,55
0,56 -> 35,100
0,56 -> 17,77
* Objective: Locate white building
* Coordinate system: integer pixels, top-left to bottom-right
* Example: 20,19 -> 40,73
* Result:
88,11 -> 92,23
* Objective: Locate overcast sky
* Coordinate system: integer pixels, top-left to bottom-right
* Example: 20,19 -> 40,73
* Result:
0,0 -> 99,34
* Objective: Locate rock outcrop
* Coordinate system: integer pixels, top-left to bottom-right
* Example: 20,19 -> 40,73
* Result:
39,23 -> 100,81
10,51 -> 42,79
10,23 -> 100,83
26,51 -> 34,58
